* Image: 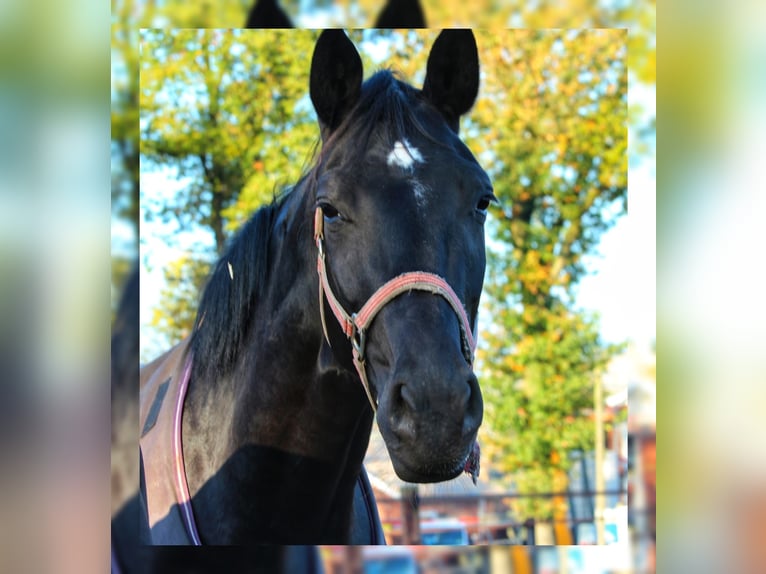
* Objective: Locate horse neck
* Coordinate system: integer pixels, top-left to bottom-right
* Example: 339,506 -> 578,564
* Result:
182,185 -> 375,543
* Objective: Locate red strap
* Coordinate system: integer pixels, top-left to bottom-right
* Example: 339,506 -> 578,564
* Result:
317,253 -> 355,337
355,271 -> 476,358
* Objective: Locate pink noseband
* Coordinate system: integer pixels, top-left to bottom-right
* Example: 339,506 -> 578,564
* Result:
313,207 -> 477,413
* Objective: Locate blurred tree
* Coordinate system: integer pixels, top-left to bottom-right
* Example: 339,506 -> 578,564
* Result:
140,30 -> 322,347
144,0 -> 253,27
338,0 -> 655,84
111,0 -> 146,310
140,29 -> 320,253
111,255 -> 135,324
470,30 -> 628,521
150,255 -> 212,345
111,0 -> 141,235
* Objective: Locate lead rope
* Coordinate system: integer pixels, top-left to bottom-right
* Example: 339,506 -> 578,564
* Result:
313,207 -> 477,415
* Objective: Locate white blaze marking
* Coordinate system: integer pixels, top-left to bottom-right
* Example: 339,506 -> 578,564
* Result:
227,261 -> 234,280
387,139 -> 424,171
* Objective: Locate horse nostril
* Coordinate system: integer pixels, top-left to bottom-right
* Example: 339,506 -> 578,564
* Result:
393,382 -> 417,413
462,373 -> 483,432
442,373 -> 473,415
388,382 -> 418,441
388,381 -> 403,411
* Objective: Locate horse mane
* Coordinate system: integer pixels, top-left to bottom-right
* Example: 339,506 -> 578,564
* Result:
189,69 -> 446,382
189,192 -> 286,382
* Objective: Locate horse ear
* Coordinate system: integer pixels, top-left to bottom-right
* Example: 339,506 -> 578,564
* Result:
310,30 -> 363,139
245,0 -> 293,28
422,30 -> 479,133
374,0 -> 426,28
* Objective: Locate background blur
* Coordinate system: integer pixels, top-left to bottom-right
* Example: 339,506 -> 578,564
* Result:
26,0 -> 766,573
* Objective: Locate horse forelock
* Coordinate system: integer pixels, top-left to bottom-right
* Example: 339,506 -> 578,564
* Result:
314,70 -> 448,172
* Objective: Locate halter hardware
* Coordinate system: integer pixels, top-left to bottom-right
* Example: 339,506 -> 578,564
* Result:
313,206 -> 477,414
350,317 -> 367,361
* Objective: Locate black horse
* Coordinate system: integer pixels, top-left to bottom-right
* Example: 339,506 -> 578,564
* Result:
129,29 -> 490,552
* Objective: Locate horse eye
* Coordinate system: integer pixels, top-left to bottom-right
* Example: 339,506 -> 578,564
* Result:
320,203 -> 342,221
476,195 -> 495,213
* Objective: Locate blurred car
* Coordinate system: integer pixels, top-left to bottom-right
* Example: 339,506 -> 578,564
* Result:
419,517 -> 470,545
363,547 -> 418,574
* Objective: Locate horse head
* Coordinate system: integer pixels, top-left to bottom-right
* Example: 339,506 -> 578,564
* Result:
308,30 -> 493,483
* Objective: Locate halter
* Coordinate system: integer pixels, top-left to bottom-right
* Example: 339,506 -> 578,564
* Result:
313,207 -> 477,413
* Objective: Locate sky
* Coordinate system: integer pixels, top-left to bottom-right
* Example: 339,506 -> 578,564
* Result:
576,158 -> 655,348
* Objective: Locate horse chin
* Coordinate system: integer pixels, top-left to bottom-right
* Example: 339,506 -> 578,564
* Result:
392,463 -> 463,484
388,449 -> 469,484
377,412 -> 478,484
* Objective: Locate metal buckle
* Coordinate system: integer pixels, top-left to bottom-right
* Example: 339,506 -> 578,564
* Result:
350,317 -> 366,360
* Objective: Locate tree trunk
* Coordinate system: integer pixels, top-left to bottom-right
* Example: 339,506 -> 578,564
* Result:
211,185 -> 225,253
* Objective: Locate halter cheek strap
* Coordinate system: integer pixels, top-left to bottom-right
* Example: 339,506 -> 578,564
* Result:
313,207 -> 477,413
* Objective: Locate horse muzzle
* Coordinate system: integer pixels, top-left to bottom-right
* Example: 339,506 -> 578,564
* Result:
374,346 -> 483,483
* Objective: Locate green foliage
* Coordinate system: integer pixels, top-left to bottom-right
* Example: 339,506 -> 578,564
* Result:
481,304 -> 623,518
468,30 -> 628,520
150,255 -> 211,346
470,30 -> 627,294
112,0 -> 143,242
140,30 -> 321,252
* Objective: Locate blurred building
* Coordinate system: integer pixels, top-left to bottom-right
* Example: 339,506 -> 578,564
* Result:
605,341 -> 656,571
